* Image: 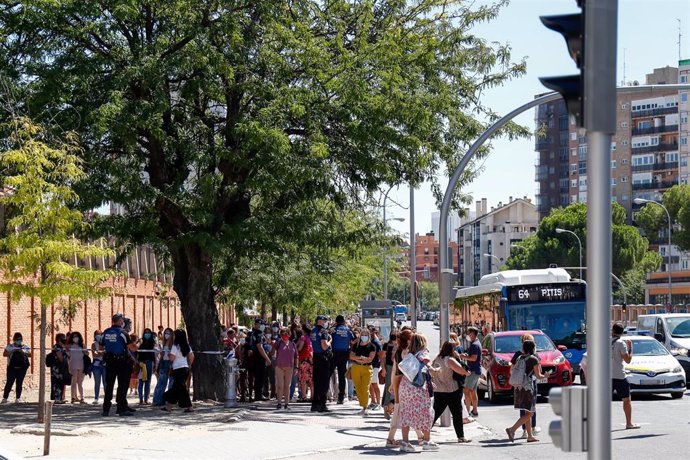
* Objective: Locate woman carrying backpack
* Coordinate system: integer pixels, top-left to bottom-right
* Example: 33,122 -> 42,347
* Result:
2,332 -> 31,404
505,340 -> 551,443
429,341 -> 472,443
510,333 -> 540,438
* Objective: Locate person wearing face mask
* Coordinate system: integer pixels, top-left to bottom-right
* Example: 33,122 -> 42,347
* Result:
331,315 -> 354,404
273,328 -> 298,410
100,313 -> 134,416
2,332 -> 31,404
67,331 -> 88,404
248,319 -> 272,402
265,322 -> 280,399
350,328 -> 376,416
153,328 -> 174,406
137,328 -> 156,405
91,330 -> 106,405
310,315 -> 333,413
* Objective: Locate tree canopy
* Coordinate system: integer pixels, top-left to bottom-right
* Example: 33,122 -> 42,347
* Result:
1,0 -> 527,399
635,185 -> 690,251
506,202 -> 661,302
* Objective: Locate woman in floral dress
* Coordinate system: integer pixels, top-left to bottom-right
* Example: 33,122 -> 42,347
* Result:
397,333 -> 438,452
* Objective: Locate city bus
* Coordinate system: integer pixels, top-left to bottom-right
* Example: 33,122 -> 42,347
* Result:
455,268 -> 587,372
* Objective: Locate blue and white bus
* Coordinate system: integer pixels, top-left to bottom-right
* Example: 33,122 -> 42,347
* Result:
456,268 -> 587,372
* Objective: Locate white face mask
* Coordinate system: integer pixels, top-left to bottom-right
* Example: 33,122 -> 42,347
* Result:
272,326 -> 279,332
360,336 -> 370,344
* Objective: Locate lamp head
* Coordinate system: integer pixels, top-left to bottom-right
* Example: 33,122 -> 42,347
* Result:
555,228 -> 566,234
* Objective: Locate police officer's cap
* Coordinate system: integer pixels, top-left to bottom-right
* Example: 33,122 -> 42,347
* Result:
315,315 -> 328,322
335,315 -> 345,324
112,313 -> 124,322
254,318 -> 265,325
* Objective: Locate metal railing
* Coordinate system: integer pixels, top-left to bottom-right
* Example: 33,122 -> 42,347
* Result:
631,161 -> 679,173
631,143 -> 679,154
631,106 -> 678,118
631,124 -> 679,136
632,181 -> 677,190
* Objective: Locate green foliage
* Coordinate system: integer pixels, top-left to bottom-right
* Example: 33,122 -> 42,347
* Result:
505,202 -> 660,278
0,118 -> 115,307
635,186 -> 690,251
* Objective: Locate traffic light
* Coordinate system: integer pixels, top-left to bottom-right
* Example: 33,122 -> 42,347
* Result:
539,2 -> 585,126
549,386 -> 588,452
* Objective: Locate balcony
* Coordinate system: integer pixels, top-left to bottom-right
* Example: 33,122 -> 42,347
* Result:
631,143 -> 679,154
632,180 -> 677,191
631,124 -> 679,136
631,161 -> 679,173
631,106 -> 678,118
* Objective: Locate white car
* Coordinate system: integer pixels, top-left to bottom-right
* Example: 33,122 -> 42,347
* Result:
580,335 -> 686,398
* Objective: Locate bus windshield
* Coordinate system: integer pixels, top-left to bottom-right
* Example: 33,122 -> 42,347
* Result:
505,301 -> 586,348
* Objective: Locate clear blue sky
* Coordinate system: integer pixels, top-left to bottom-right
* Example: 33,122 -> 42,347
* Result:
387,0 -> 690,238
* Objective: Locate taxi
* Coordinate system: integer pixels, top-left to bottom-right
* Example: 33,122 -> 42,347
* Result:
580,335 -> 686,398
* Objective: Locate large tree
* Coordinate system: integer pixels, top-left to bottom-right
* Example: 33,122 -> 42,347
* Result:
1,0 -> 526,398
506,202 -> 661,283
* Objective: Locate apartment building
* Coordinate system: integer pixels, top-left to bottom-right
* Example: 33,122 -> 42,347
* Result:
456,197 -> 538,287
535,64 -> 690,273
411,232 -> 459,282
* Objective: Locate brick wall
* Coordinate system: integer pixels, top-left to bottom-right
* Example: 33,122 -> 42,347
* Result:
0,277 -> 181,389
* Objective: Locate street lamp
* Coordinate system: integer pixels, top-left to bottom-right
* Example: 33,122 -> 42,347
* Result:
634,198 -> 673,309
383,216 -> 405,300
483,253 -> 500,272
556,228 -> 583,281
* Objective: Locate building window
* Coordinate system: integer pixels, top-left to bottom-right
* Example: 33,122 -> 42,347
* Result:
620,103 -> 629,110
571,179 -> 577,187
682,93 -> 688,103
681,75 -> 688,84
666,152 -> 679,163
620,122 -> 628,128
682,137 -> 688,146
622,139 -> 629,146
621,176 -> 628,183
611,160 -> 616,169
621,158 -> 629,165
570,132 -> 577,141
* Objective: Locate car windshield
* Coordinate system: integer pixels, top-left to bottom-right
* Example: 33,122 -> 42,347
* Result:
494,334 -> 555,353
631,340 -> 669,356
666,317 -> 690,338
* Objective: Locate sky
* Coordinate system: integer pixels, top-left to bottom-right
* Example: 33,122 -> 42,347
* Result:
385,0 -> 690,238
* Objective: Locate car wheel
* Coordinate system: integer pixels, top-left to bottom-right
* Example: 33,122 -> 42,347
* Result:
580,370 -> 586,386
487,375 -> 499,403
671,391 -> 684,399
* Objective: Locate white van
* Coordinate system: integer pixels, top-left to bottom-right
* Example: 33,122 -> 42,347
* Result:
636,313 -> 690,386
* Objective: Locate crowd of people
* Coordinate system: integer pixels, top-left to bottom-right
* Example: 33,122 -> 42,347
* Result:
2,311 -> 639,450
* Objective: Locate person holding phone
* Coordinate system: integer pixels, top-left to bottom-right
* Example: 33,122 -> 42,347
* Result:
611,323 -> 639,429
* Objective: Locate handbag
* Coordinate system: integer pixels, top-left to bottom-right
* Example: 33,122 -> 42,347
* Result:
398,353 -> 422,382
452,359 -> 468,387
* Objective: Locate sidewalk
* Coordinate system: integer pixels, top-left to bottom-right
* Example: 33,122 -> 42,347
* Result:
0,396 -> 491,459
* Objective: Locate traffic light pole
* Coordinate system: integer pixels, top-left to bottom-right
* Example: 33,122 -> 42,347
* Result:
584,2 -> 617,459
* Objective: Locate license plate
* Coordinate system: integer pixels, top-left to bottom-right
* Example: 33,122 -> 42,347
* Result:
538,378 -> 548,384
640,379 -> 662,385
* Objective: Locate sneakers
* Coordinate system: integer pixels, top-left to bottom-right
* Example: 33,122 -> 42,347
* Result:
399,442 -> 417,453
283,404 -> 289,410
92,399 -> 100,405
521,430 -> 528,439
458,437 -> 471,443
14,398 -> 21,404
422,441 -> 439,451
358,408 -> 368,416
367,403 -> 376,409
1,398 -> 7,404
471,410 -> 479,417
533,426 -> 542,434
276,403 -> 282,410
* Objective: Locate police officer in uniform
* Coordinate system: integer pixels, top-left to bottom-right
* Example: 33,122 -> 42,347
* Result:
101,313 -> 133,416
310,315 -> 333,413
249,318 -> 271,401
331,315 -> 354,404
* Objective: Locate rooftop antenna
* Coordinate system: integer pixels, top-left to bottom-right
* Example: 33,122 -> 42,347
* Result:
679,19 -> 682,61
622,48 -> 627,86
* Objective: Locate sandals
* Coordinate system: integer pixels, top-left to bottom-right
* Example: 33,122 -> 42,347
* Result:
386,439 -> 400,448
505,428 -> 515,443
626,424 -> 640,430
527,437 -> 540,443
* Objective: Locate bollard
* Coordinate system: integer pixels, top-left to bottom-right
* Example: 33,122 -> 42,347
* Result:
43,400 -> 53,456
225,356 -> 238,408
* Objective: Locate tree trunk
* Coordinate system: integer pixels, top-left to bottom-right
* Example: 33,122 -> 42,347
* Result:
37,302 -> 46,423
260,301 -> 266,319
171,243 -> 226,401
271,303 -> 277,322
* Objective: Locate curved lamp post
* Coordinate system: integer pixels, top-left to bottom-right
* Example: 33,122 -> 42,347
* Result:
556,228 -> 583,281
634,197 -> 673,309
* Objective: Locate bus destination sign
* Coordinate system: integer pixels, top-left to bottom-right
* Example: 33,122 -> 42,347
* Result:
506,283 -> 586,304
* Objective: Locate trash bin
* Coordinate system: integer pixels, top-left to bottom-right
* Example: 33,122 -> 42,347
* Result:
225,354 -> 239,408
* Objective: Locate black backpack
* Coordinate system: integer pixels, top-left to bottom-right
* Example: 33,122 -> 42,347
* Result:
9,349 -> 29,369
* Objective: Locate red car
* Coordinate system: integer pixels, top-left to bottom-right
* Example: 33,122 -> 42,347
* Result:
477,330 -> 573,403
